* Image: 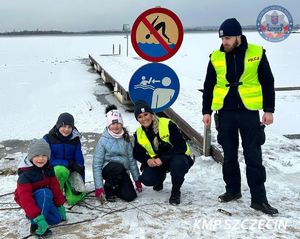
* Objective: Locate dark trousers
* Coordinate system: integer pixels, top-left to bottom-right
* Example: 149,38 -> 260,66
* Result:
32,188 -> 62,225
139,154 -> 190,188
217,109 -> 267,203
102,161 -> 137,202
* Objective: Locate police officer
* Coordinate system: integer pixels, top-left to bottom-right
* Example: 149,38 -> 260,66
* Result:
202,18 -> 278,215
133,100 -> 194,205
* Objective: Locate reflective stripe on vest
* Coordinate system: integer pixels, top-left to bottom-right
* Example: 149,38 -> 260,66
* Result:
210,43 -> 263,110
136,117 -> 190,158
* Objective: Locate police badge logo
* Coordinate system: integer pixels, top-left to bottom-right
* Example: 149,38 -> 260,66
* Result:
256,5 -> 293,42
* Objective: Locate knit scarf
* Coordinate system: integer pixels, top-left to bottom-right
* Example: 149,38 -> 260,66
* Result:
108,128 -> 124,139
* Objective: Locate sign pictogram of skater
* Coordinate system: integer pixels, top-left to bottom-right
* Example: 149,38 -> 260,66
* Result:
129,63 -> 180,112
131,7 -> 184,62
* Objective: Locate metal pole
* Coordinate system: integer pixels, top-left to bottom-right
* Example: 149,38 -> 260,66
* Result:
123,24 -> 130,57
203,124 -> 211,156
126,32 -> 129,57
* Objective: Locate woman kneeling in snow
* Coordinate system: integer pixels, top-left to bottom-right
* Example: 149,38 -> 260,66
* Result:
133,100 -> 194,205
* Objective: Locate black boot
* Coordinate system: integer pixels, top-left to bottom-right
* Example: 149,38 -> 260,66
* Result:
169,185 -> 181,205
153,183 -> 163,191
104,183 -> 116,202
106,195 -> 117,202
30,224 -> 53,237
250,202 -> 279,215
153,173 -> 166,191
35,229 -> 53,238
30,224 -> 38,234
218,192 -> 242,202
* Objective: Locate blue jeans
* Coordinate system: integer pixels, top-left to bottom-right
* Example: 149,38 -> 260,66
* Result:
31,188 -> 62,225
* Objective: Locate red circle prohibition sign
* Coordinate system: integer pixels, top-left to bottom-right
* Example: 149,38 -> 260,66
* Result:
131,8 -> 184,62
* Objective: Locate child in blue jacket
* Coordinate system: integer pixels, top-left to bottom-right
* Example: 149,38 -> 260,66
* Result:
44,112 -> 85,205
93,105 -> 142,202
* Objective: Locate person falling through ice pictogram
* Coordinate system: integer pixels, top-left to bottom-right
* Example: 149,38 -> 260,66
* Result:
145,16 -> 171,43
133,75 -> 174,109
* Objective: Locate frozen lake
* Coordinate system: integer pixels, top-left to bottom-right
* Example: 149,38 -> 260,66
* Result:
0,32 -> 300,141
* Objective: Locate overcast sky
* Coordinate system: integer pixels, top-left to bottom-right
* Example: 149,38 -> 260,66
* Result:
0,0 -> 299,32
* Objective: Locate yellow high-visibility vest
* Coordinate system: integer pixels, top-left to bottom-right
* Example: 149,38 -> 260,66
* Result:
136,117 -> 190,158
210,43 -> 263,110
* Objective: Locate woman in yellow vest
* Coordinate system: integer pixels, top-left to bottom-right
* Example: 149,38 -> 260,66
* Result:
133,100 -> 194,205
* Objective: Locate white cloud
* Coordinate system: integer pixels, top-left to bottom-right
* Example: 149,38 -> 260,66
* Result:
0,0 -> 299,32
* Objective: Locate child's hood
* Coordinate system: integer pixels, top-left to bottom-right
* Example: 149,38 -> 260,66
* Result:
71,128 -> 81,139
17,156 -> 33,175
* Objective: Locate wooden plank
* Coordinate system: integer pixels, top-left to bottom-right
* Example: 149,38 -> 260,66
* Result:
284,134 -> 300,139
275,86 -> 300,91
88,54 -> 97,67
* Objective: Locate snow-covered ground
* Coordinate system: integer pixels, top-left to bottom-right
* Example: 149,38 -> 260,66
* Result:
0,32 -> 300,239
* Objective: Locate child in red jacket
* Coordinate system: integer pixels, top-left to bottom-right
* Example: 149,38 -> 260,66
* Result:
14,139 -> 66,237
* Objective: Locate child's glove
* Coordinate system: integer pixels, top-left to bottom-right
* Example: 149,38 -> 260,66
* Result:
95,188 -> 105,204
58,205 -> 67,221
135,180 -> 143,193
33,214 -> 48,236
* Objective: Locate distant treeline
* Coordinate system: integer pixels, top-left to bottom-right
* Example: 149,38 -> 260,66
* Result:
185,24 -> 300,33
0,25 -> 299,36
0,30 -> 126,36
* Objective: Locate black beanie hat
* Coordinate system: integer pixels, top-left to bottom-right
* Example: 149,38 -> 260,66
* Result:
134,100 -> 153,120
56,112 -> 74,129
219,18 -> 242,37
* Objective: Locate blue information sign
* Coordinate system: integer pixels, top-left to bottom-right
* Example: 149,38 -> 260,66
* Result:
129,63 -> 180,113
